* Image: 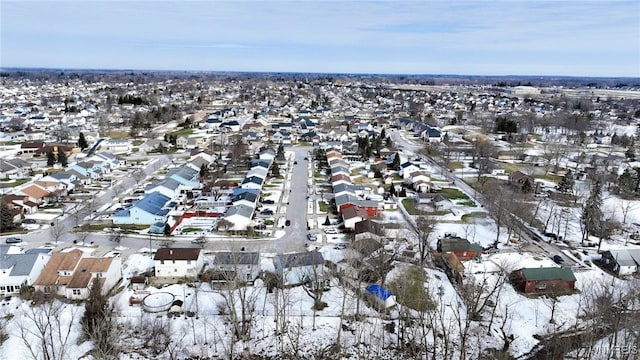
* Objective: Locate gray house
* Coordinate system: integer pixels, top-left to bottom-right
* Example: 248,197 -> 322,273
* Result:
211,252 -> 261,284
274,251 -> 327,288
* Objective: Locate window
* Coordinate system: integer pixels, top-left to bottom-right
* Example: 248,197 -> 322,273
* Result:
187,260 -> 191,265
535,282 -> 547,290
174,268 -> 177,272
160,260 -> 165,265
72,289 -> 81,295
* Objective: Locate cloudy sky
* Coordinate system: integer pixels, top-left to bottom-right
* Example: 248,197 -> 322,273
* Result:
1,0 -> 638,77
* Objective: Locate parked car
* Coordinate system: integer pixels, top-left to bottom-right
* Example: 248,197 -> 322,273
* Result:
294,161 -> 298,165
552,255 -> 565,264
5,237 -> 22,244
22,219 -> 37,224
191,236 -> 206,244
307,233 -> 317,241
262,199 -> 275,204
285,219 -> 291,226
324,227 -> 338,234
260,209 -> 274,215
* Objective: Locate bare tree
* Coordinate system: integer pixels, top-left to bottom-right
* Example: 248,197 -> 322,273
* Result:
17,300 -> 79,360
81,278 -> 119,359
216,252 -> 261,344
49,220 -> 67,245
416,216 -> 436,266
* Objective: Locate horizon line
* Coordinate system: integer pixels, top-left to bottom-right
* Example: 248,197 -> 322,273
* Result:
1,66 -> 638,80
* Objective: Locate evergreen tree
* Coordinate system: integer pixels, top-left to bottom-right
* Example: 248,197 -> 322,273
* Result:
625,145 -> 636,161
581,181 -> 603,246
276,144 -> 285,161
556,170 -> 575,194
389,184 -> 396,196
399,187 -> 407,197
78,132 -> 89,150
57,150 -> 68,167
618,168 -> 636,197
0,200 -> 15,232
270,162 -> 280,177
392,153 -> 401,171
46,150 -> 56,167
324,216 -> 331,226
521,177 -> 533,193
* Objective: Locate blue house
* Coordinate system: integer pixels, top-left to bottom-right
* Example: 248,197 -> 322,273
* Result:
113,192 -> 172,225
366,284 -> 397,309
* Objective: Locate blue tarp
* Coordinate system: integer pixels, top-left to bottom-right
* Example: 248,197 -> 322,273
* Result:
366,284 -> 394,301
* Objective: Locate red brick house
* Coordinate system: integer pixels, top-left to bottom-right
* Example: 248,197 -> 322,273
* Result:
510,267 -> 576,294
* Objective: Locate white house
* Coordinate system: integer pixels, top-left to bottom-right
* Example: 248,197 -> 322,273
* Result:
0,247 -> 51,296
154,248 -> 203,280
222,204 -> 254,231
274,251 -> 327,288
101,139 -> 132,154
65,256 -> 122,300
33,250 -> 122,300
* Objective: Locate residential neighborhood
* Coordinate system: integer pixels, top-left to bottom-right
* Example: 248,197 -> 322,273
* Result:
0,70 -> 639,359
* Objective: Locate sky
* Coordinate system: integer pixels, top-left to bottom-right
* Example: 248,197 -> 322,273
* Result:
1,0 -> 639,77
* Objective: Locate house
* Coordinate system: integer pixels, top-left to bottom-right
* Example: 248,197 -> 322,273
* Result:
65,256 -> 122,300
354,219 -> 384,242
408,170 -> 432,192
240,176 -> 264,190
331,174 -> 352,187
32,250 -> 119,300
145,178 -> 183,200
176,135 -> 190,149
221,204 -> 254,231
417,193 -> 453,211
232,191 -> 259,209
112,192 -> 172,225
274,251 -> 327,288
140,139 -> 171,153
400,161 -> 420,179
168,165 -> 201,189
510,267 -> 576,294
211,252 -> 261,284
437,235 -> 483,260
0,247 -> 51,296
93,151 -> 125,169
100,139 -> 131,154
259,148 -> 276,161
509,170 -> 533,185
598,249 -> 640,276
330,165 -> 351,178
349,238 -> 385,264
342,206 -> 369,230
154,248 -> 203,280
246,166 -> 268,180
365,284 -> 397,309
19,183 -> 50,204
67,160 -> 108,179
421,125 -> 443,143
